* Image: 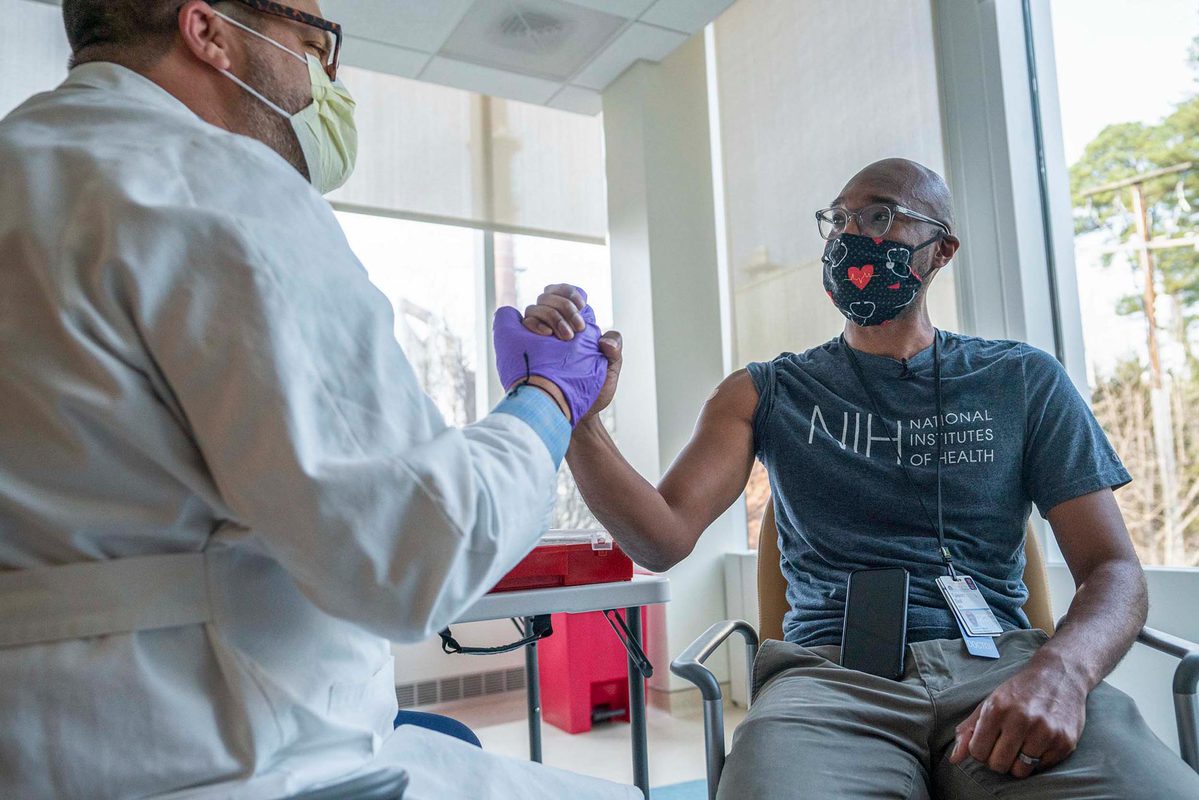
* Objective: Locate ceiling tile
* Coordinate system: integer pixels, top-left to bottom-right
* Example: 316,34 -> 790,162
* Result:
571,22 -> 687,90
342,37 -> 430,79
320,0 -> 474,54
420,56 -> 561,106
440,0 -> 626,82
563,0 -> 656,18
547,86 -> 603,115
640,0 -> 737,33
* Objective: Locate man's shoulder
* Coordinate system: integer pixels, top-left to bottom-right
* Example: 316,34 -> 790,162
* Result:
941,330 -> 1046,369
0,73 -> 308,210
752,337 -> 842,374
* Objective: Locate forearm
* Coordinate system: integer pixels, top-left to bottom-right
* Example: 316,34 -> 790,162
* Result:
1028,557 -> 1146,692
567,418 -> 698,571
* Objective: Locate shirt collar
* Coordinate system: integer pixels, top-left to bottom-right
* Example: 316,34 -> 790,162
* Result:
839,329 -> 941,377
62,62 -> 200,120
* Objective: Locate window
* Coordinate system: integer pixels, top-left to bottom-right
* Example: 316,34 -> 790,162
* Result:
336,211 -> 485,427
1048,0 -> 1199,567
495,232 -> 613,329
494,232 -> 615,530
336,215 -> 616,529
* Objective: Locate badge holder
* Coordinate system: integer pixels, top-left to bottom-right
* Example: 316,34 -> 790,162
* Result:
936,575 -> 1001,659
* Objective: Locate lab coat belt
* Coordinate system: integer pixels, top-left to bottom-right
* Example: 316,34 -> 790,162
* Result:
0,552 -> 212,648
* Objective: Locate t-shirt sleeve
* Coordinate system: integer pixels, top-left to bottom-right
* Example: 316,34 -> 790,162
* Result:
744,360 -> 776,461
1021,345 -> 1131,517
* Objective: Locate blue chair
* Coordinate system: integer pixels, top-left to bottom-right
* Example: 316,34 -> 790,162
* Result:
393,709 -> 482,748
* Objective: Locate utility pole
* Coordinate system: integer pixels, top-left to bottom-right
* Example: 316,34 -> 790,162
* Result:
1130,181 -> 1163,390
1082,161 -> 1191,563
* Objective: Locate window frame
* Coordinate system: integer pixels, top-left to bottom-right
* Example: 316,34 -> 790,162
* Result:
933,0 -> 1198,572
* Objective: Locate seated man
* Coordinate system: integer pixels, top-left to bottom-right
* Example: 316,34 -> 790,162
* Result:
521,158 -> 1199,798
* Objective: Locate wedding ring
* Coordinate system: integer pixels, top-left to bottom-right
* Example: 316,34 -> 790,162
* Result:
1017,752 -> 1042,768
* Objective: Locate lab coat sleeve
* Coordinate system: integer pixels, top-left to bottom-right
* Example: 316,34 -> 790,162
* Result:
126,195 -> 562,642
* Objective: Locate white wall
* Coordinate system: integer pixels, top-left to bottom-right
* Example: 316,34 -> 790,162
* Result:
712,0 -> 957,366
2,0 -> 71,118
602,35 -> 746,694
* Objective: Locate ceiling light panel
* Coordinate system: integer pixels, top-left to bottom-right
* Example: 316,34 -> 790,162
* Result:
441,0 -> 627,82
640,0 -> 738,34
563,0 -> 656,17
571,22 -> 687,90
321,0 -> 475,54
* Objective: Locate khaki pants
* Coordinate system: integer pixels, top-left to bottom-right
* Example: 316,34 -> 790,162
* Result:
716,629 -> 1199,799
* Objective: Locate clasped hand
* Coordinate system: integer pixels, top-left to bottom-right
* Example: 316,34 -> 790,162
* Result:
492,284 -> 622,426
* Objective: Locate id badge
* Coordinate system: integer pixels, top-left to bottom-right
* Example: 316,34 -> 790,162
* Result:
936,575 -> 1003,636
935,576 -> 1001,659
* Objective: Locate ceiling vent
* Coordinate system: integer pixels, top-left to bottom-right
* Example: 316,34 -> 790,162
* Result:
441,0 -> 626,82
498,9 -> 568,50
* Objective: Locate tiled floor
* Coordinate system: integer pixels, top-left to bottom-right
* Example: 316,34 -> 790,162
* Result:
426,690 -> 747,789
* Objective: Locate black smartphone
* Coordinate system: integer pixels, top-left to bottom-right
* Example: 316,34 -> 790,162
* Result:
840,567 -> 909,679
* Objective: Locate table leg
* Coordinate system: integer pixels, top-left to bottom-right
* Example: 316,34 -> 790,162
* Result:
627,606 -> 649,797
524,616 -> 543,763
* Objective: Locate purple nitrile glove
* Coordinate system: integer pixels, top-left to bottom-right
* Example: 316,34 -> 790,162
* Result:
493,290 -> 607,428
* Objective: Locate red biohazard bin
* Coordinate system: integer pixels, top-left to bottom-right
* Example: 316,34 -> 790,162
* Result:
489,531 -> 633,593
486,531 -> 645,735
537,608 -> 650,734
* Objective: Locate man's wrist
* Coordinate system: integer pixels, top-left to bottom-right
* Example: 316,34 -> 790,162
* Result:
572,414 -> 606,440
1027,642 -> 1095,694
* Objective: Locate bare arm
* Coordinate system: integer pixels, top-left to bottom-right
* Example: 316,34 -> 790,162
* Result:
1036,489 -> 1146,690
951,488 -> 1146,777
567,370 -> 760,572
519,283 -> 761,571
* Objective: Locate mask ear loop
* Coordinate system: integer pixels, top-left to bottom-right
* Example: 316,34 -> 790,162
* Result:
910,233 -> 946,283
211,9 -> 308,119
213,9 -> 308,64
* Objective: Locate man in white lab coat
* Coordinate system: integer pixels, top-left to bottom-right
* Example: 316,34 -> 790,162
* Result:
0,1 -> 634,798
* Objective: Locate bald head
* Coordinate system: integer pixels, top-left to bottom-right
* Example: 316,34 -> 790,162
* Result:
835,158 -> 955,233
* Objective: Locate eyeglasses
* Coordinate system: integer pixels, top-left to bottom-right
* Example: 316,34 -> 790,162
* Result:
814,203 -> 951,241
208,0 -> 343,81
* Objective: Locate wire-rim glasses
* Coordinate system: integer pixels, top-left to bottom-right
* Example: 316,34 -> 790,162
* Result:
815,203 -> 951,241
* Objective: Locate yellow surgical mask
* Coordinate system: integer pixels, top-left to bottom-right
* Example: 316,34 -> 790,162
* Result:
215,10 -> 357,194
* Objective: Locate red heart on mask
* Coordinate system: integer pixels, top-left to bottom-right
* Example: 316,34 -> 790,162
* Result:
872,237 -> 884,245
848,265 -> 874,290
888,282 -> 900,290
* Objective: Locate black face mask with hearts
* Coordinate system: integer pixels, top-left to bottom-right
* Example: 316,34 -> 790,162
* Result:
821,232 -> 942,327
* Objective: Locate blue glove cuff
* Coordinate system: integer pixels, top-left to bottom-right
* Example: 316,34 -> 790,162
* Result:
493,385 -> 571,467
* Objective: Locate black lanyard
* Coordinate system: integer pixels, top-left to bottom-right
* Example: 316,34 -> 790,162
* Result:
842,332 -> 956,577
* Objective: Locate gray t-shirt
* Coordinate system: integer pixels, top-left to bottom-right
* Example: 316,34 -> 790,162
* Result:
746,331 -> 1131,647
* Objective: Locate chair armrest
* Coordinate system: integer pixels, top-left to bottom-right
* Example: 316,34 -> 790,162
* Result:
1137,626 -> 1199,695
671,620 -> 760,800
1136,626 -> 1199,773
671,619 -> 760,702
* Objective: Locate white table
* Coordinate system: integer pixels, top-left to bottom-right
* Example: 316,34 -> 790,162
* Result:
454,575 -> 671,798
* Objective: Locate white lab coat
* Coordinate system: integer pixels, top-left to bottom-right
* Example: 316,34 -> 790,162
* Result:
0,64 -> 637,800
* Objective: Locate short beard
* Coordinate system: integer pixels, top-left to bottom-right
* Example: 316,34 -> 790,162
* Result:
235,44 -> 311,182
